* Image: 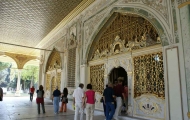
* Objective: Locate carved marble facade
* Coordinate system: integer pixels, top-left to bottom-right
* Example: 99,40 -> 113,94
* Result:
39,0 -> 189,119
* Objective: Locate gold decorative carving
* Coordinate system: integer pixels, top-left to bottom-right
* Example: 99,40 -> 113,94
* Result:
57,72 -> 61,90
90,13 -> 160,60
178,1 -> 190,8
5,52 -> 37,69
46,49 -> 61,72
46,74 -> 51,91
51,77 -> 56,94
90,64 -> 104,94
187,112 -> 190,118
133,52 -> 164,98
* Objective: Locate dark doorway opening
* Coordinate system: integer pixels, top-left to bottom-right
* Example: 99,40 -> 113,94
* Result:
109,67 -> 128,86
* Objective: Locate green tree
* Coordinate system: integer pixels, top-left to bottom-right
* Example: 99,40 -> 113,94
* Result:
0,62 -> 10,71
0,62 -> 11,87
21,65 -> 39,89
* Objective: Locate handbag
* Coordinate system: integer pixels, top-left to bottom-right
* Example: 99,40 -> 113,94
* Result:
100,97 -> 104,103
62,97 -> 67,102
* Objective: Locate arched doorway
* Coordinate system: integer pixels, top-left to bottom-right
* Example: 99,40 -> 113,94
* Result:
109,67 -> 128,86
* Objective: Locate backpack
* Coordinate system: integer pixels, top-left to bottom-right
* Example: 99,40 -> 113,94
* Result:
37,90 -> 43,98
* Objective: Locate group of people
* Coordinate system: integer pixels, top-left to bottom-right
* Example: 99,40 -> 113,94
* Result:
52,86 -> 68,114
30,77 -> 127,120
29,85 -> 68,115
72,83 -> 95,120
103,77 -> 128,120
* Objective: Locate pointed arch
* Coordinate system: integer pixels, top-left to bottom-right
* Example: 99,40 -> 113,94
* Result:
84,7 -> 170,62
45,48 -> 62,72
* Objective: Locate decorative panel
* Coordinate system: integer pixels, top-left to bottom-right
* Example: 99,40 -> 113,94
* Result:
133,52 -> 164,98
90,64 -> 104,94
57,72 -> 61,90
51,77 -> 56,94
67,47 -> 76,87
46,49 -> 61,72
90,13 -> 160,60
46,74 -> 51,91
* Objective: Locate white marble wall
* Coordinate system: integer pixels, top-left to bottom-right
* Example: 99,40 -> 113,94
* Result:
180,5 -> 190,110
38,0 -> 190,119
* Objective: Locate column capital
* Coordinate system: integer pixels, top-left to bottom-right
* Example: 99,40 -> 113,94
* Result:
188,112 -> 190,119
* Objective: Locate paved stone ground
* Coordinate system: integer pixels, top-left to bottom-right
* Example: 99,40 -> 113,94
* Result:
0,96 -> 146,120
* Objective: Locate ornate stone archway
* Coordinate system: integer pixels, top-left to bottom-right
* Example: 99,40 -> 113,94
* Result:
84,7 -> 170,62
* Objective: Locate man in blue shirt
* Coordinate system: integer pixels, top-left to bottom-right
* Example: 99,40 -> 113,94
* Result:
103,83 -> 115,120
53,86 -> 61,114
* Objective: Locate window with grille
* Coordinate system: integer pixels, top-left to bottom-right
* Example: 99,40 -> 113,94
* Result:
67,47 -> 76,87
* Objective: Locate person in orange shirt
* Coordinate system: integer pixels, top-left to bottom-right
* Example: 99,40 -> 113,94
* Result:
30,86 -> 35,102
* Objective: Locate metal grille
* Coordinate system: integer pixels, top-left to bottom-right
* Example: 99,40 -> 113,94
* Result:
57,72 -> 61,90
46,49 -> 61,72
67,47 -> 76,87
91,13 -> 158,59
46,74 -> 51,91
90,64 -> 104,94
51,77 -> 56,94
133,52 -> 164,98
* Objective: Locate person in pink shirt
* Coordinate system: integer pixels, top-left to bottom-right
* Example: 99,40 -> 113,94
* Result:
83,84 -> 95,120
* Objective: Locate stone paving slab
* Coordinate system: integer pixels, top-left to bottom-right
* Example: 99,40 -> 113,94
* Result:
0,97 -> 146,120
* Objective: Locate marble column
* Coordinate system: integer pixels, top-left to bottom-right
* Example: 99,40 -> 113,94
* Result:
179,5 -> 190,118
15,69 -> 22,96
38,64 -> 43,87
104,74 -> 109,88
127,71 -> 133,116
80,63 -> 87,88
75,46 -> 80,87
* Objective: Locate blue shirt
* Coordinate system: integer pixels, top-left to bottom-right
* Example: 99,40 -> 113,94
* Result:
103,87 -> 115,102
53,89 -> 61,97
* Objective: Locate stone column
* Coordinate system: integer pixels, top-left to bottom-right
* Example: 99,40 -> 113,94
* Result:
80,63 -> 87,88
38,64 -> 43,87
127,71 -> 133,116
179,5 -> 190,119
15,69 -> 22,96
75,46 -> 80,87
104,74 -> 109,88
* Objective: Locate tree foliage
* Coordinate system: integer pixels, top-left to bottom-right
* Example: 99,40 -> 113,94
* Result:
0,62 -> 11,87
21,65 -> 39,83
0,62 -> 10,71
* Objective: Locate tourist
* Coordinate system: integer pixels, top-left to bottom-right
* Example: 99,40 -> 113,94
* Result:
73,83 -> 85,120
59,87 -> 68,112
113,77 -> 125,120
53,86 -> 61,114
30,86 -> 35,102
0,87 -> 3,101
83,84 -> 95,120
36,85 -> 45,114
103,82 -> 115,120
124,84 -> 128,114
102,85 -> 108,117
